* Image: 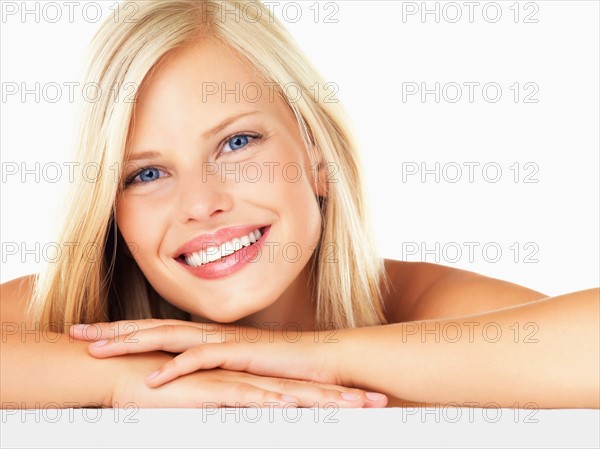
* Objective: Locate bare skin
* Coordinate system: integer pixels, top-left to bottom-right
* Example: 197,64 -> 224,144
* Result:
0,273 -> 384,409
4,260 -> 598,408
2,40 -> 598,409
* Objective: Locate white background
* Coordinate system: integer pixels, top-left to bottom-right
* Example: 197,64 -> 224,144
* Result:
1,1 -> 598,296
1,1 -> 599,296
1,1 -> 599,447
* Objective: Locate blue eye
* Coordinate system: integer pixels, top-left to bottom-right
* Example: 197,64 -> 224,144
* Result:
222,134 -> 258,153
125,167 -> 166,186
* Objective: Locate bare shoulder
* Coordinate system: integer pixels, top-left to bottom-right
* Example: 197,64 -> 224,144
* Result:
382,259 -> 548,322
1,274 -> 37,326
381,259 -> 460,323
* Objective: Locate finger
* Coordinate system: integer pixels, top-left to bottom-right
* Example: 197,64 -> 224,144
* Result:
70,319 -> 228,341
215,382 -> 299,408
148,350 -> 386,409
362,392 -> 389,408
145,343 -> 252,386
86,324 -> 228,357
70,319 -> 166,341
155,373 -> 299,408
234,375 -> 373,408
229,371 -> 388,409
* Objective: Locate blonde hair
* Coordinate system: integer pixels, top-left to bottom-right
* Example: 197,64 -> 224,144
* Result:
29,0 -> 390,333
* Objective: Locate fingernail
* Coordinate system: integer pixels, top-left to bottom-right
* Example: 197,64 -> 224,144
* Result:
90,339 -> 109,347
280,394 -> 298,403
341,392 -> 361,401
365,392 -> 386,401
71,324 -> 88,332
145,370 -> 161,381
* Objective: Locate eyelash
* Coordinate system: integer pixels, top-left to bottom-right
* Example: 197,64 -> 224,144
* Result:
123,132 -> 263,187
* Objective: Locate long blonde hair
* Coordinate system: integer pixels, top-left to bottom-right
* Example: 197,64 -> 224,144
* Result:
29,0 -> 390,333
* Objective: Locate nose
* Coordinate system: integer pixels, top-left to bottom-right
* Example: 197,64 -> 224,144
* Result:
176,168 -> 233,223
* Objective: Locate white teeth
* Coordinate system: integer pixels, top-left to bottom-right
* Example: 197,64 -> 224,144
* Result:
232,238 -> 243,251
190,252 -> 202,267
183,227 -> 266,267
220,241 -> 235,257
206,250 -> 220,263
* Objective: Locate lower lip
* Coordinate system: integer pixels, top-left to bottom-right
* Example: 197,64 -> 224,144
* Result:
177,226 -> 271,280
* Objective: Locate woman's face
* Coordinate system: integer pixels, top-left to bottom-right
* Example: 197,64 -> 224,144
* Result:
116,39 -> 323,324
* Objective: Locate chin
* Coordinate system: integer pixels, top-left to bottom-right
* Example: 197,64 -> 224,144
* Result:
189,298 -> 273,325
199,310 -> 253,325
156,275 -> 280,324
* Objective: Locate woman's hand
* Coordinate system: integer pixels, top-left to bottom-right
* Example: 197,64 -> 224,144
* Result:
113,350 -> 387,408
70,319 -> 380,402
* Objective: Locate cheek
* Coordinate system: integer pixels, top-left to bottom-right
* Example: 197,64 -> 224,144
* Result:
255,157 -> 322,258
116,197 -> 166,263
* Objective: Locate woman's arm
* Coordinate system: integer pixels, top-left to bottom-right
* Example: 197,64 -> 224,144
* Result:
337,288 -> 599,408
0,276 -> 388,408
83,288 -> 599,408
1,330 -> 123,408
1,277 -> 154,407
1,276 -> 117,408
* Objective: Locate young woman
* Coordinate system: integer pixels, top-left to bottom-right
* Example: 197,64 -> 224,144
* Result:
2,0 -> 598,409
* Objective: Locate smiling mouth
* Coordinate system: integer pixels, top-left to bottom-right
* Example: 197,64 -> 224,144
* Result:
176,226 -> 270,267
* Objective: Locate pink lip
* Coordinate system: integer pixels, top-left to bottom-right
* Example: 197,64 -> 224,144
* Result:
174,224 -> 271,257
176,225 -> 272,280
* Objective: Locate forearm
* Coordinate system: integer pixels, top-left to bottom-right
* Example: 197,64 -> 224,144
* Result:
0,330 -> 121,408
338,288 -> 599,408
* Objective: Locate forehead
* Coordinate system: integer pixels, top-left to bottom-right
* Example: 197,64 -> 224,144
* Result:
129,39 -> 288,143
138,38 -> 264,101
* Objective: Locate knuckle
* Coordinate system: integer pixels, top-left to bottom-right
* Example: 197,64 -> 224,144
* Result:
261,391 -> 281,406
159,324 -> 176,337
229,382 -> 253,401
274,378 -> 295,391
168,356 -> 185,373
322,389 -> 343,401
345,388 -> 365,397
188,345 -> 205,358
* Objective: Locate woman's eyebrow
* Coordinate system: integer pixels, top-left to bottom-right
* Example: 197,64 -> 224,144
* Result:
126,150 -> 161,163
127,110 -> 262,162
201,110 -> 261,140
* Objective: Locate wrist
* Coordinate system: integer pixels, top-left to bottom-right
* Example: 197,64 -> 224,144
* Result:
309,328 -> 352,386
110,351 -> 174,408
328,325 -> 381,389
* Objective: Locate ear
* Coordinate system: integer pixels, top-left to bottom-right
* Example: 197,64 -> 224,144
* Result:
313,160 -> 330,199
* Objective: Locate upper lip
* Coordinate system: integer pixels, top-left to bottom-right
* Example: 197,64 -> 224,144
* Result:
174,224 -> 270,257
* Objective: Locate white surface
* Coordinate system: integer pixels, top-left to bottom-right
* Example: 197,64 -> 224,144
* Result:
1,408 -> 599,448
